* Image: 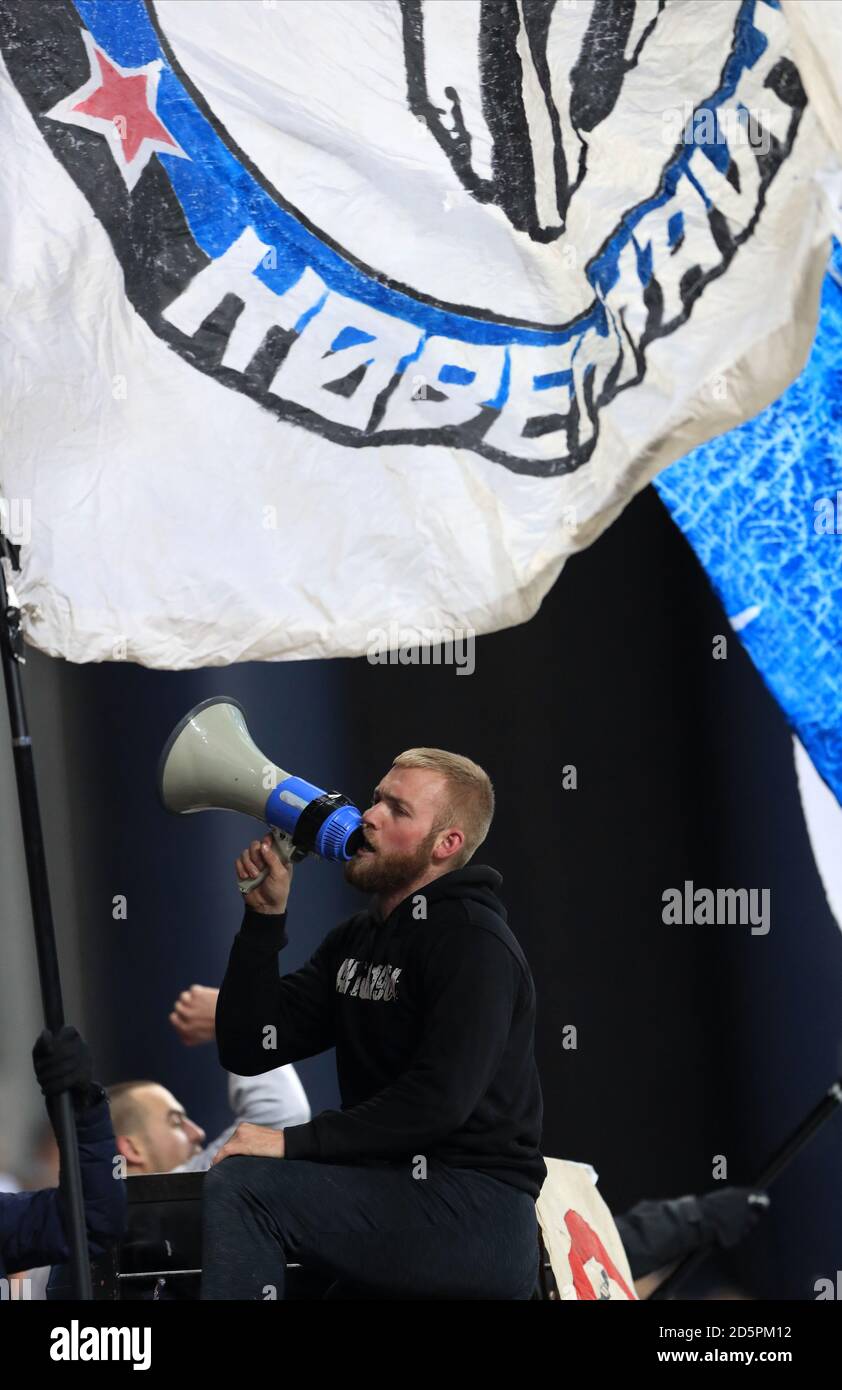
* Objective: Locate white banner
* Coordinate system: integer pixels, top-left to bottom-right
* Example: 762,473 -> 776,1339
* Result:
536,1157 -> 637,1300
1,0 -> 840,667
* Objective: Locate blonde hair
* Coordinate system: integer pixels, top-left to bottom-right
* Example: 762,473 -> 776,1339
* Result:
392,747 -> 494,869
107,1080 -> 155,1137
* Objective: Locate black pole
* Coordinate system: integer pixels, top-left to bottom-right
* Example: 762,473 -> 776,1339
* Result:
649,1078 -> 842,1300
0,533 -> 92,1300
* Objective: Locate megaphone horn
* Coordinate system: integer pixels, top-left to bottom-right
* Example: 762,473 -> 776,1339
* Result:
157,697 -> 363,895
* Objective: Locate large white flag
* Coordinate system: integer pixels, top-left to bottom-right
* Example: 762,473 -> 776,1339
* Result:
1,0 -> 840,667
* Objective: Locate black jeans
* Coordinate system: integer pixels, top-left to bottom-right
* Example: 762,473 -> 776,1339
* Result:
200,1155 -> 540,1300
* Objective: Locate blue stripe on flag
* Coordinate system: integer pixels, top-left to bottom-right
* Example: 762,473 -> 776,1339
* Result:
655,240 -> 842,804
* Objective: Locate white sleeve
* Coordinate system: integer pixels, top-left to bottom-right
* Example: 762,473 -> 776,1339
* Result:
226,1064 -> 311,1129
171,1065 -> 311,1173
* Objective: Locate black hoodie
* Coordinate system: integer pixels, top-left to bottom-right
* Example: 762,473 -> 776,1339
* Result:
216,865 -> 547,1198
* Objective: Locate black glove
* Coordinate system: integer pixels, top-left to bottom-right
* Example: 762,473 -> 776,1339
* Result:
617,1187 -> 770,1277
32,1026 -> 102,1109
696,1186 -> 770,1248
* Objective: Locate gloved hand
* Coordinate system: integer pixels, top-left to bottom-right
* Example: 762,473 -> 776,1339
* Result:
32,1025 -> 100,1108
697,1186 -> 770,1248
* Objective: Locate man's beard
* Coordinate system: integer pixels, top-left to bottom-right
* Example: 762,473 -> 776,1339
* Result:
344,827 -> 440,898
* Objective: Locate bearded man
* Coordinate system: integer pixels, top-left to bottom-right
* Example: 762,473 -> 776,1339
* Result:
201,748 -> 546,1301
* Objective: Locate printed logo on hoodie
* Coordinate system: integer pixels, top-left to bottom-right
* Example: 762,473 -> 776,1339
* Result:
336,957 -> 402,1002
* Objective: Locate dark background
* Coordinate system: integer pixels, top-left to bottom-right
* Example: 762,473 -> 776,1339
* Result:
20,485 -> 842,1300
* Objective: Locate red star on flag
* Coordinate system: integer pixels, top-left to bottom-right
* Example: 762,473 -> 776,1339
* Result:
45,29 -> 188,192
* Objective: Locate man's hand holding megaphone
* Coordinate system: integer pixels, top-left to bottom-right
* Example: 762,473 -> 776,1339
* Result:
235,836 -> 293,915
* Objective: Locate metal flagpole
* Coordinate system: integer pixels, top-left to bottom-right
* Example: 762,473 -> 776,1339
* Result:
649,1077 -> 842,1300
0,527 -> 93,1300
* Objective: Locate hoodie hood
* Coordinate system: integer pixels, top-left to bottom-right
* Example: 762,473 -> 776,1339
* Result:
372,863 -> 506,924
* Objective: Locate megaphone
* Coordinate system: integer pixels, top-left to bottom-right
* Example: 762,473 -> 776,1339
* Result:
157,697 -> 364,895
